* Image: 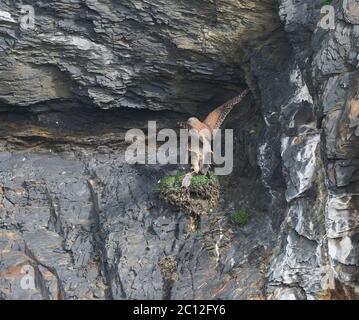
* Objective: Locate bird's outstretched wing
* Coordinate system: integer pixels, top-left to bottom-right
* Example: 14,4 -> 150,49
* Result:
203,88 -> 249,130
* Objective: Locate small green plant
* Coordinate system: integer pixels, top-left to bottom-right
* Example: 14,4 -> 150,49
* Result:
321,0 -> 333,5
156,172 -> 184,191
156,175 -> 177,191
156,171 -> 219,192
231,209 -> 250,227
191,171 -> 219,188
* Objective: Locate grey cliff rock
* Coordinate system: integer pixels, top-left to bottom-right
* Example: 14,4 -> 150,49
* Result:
0,0 -> 358,300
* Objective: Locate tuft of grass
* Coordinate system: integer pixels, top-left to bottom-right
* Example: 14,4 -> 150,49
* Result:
156,172 -> 184,191
156,175 -> 177,190
156,171 -> 219,191
231,209 -> 250,227
191,171 -> 219,188
321,0 -> 333,5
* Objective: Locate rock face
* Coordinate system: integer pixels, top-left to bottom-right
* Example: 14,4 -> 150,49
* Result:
0,0 -> 358,300
266,0 -> 359,300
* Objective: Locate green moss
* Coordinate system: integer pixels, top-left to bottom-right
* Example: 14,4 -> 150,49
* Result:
156,172 -> 183,191
156,175 -> 177,190
156,171 -> 218,192
321,0 -> 333,5
192,171 -> 219,187
231,209 -> 250,227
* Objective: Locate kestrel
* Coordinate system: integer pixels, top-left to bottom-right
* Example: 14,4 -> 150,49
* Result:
181,88 -> 249,187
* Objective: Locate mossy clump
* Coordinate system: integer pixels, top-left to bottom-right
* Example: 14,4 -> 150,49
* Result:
191,171 -> 219,188
321,0 -> 333,5
156,175 -> 181,191
157,171 -> 219,191
231,209 -> 250,227
157,171 -> 220,217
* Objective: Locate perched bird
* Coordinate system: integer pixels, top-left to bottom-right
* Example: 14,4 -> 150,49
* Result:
181,88 -> 249,187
